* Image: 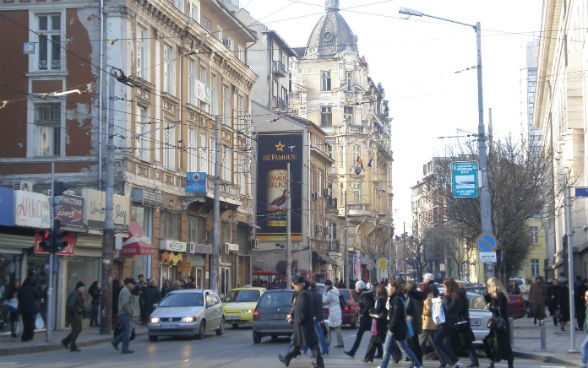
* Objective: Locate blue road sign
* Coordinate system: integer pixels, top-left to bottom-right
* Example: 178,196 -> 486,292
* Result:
575,187 -> 588,197
477,233 -> 497,252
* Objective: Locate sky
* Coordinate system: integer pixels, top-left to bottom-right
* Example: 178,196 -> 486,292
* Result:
241,0 -> 543,234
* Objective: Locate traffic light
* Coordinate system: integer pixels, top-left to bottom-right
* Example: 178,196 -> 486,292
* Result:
54,220 -> 68,252
38,230 -> 52,252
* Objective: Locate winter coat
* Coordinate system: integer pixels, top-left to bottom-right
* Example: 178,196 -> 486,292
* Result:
291,289 -> 317,349
529,280 -> 547,320
17,278 -> 39,316
370,295 -> 388,343
323,287 -> 342,327
443,293 -> 464,324
405,288 -> 424,335
422,293 -> 438,331
66,289 -> 85,318
483,291 -> 513,363
386,292 -> 408,340
358,289 -> 375,330
309,287 -> 324,322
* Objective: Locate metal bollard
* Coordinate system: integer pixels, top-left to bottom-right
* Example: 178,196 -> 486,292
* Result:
539,319 -> 546,351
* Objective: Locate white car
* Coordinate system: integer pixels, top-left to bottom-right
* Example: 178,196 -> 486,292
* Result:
148,289 -> 224,341
467,292 -> 492,342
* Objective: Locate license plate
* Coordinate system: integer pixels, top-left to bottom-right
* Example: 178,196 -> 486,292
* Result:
160,323 -> 179,329
470,320 -> 481,327
225,316 -> 240,320
269,314 -> 285,320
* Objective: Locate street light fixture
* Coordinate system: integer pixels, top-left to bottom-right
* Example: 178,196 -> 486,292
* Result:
398,7 -> 494,260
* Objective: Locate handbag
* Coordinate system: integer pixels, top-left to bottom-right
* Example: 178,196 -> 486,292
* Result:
35,312 -> 45,330
370,318 -> 378,336
431,297 -> 446,325
487,316 -> 507,332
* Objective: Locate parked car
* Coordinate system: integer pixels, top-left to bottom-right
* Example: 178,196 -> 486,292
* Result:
252,289 -> 294,343
147,289 -> 224,341
323,288 -> 360,328
222,287 -> 266,329
467,292 -> 492,342
466,285 -> 526,319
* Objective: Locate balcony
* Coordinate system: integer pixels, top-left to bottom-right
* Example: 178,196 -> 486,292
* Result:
272,61 -> 287,77
346,203 -> 370,217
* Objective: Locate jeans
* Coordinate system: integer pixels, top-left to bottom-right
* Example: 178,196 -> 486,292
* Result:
379,333 -> 422,368
435,323 -> 459,365
112,315 -> 132,352
581,333 -> 588,368
314,321 -> 329,354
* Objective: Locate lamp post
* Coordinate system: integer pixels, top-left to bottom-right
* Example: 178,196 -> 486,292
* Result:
399,8 -> 494,276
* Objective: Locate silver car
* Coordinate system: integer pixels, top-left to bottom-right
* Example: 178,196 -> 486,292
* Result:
147,289 -> 224,341
467,292 -> 492,342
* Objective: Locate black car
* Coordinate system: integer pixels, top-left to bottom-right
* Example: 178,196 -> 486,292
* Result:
251,289 -> 294,343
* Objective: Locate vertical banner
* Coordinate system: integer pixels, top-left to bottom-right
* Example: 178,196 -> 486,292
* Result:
256,132 -> 302,241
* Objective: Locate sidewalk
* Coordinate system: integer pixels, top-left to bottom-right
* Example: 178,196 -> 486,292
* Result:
0,317 -> 585,366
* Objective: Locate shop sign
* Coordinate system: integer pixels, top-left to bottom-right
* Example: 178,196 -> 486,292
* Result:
15,190 -> 50,228
177,263 -> 191,272
83,189 -> 129,232
160,239 -> 187,252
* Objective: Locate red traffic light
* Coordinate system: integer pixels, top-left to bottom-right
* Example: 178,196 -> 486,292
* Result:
38,230 -> 52,252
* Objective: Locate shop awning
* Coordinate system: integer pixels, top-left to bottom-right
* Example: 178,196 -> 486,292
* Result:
314,251 -> 337,265
120,221 -> 154,256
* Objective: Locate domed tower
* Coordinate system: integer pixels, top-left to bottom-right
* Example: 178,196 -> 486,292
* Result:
304,0 -> 358,59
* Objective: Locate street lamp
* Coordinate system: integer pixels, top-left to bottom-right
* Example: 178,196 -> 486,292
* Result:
399,7 -> 494,267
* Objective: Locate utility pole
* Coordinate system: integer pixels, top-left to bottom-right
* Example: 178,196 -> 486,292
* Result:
45,162 -> 55,342
211,115 -> 220,293
286,163 -> 292,284
99,68 -> 116,335
343,190 -> 348,288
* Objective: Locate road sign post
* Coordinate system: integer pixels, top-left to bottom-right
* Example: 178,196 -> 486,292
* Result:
451,161 -> 479,198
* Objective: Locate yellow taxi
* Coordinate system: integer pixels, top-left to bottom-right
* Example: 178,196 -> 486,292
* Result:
222,287 -> 266,328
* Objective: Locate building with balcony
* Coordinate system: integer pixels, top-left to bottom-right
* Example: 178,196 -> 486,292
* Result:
0,0 -> 257,327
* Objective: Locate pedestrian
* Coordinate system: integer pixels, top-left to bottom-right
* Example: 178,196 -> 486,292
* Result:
405,280 -> 424,365
61,281 -> 85,352
160,279 -> 173,299
323,279 -> 344,348
363,283 -> 387,363
112,279 -> 122,327
577,279 -> 588,330
456,281 -> 479,368
434,278 -> 462,368
509,280 -> 520,295
6,278 -> 20,337
377,279 -> 423,368
308,281 -> 328,355
88,281 -> 102,327
17,272 -> 39,342
143,279 -> 161,320
136,274 -> 146,325
580,289 -> 588,368
344,280 -> 374,358
529,276 -> 547,324
112,278 -> 136,354
558,280 -> 571,331
547,279 -> 563,327
278,276 -> 324,368
483,277 -> 514,368
420,278 -> 445,364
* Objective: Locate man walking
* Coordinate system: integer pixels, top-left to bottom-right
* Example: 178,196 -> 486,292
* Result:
112,278 -> 136,354
344,280 -> 374,358
62,281 -> 85,352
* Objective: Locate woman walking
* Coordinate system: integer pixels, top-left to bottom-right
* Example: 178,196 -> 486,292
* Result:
363,283 -> 387,362
434,278 -> 462,368
377,279 -> 422,368
405,280 -> 424,365
88,281 -> 102,327
529,276 -> 547,324
483,277 -> 514,368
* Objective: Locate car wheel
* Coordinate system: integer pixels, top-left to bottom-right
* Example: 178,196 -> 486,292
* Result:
350,315 -> 357,329
216,320 -> 224,336
232,323 -> 239,329
196,320 -> 206,339
148,335 -> 158,342
253,331 -> 261,344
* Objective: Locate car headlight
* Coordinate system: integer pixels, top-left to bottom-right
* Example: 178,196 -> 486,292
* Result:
150,317 -> 159,324
182,316 -> 197,323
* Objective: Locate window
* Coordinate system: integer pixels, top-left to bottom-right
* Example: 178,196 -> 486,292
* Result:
531,259 -> 540,277
321,71 -> 331,91
163,44 -> 176,94
237,46 -> 245,62
201,16 -> 211,31
345,71 -> 353,91
188,0 -> 200,21
352,182 -> 361,203
31,102 -> 62,157
222,85 -> 231,126
199,133 -> 207,172
174,0 -> 183,12
320,106 -> 332,127
159,211 -> 180,239
187,127 -> 196,172
135,106 -> 150,161
188,59 -> 197,105
163,121 -> 176,170
137,25 -> 149,80
210,73 -> 217,115
222,146 -> 232,181
187,215 -> 205,243
36,14 -> 62,71
216,25 -> 223,41
530,225 -> 539,245
344,106 -> 353,124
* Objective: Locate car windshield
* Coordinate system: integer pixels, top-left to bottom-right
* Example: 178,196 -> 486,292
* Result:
225,289 -> 261,302
259,292 -> 292,307
160,292 -> 203,307
469,295 -> 488,310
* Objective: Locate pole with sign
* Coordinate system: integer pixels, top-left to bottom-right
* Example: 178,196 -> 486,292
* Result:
477,233 -> 497,264
451,161 -> 479,198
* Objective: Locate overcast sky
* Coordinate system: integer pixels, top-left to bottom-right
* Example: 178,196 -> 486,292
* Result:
241,0 -> 542,234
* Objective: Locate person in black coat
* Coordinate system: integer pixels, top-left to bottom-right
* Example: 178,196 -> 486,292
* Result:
279,276 -> 324,368
547,279 -> 563,326
483,277 -> 514,368
142,279 -> 161,320
88,281 -> 102,327
17,274 -> 39,342
62,281 -> 85,352
434,278 -> 462,368
363,283 -> 387,362
405,280 -> 424,365
344,280 -> 375,358
112,279 -> 122,327
308,281 -> 328,355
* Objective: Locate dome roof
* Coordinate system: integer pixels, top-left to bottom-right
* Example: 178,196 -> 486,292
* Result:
304,0 -> 358,59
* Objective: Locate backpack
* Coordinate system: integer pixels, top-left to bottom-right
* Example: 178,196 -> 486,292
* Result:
339,293 -> 347,310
